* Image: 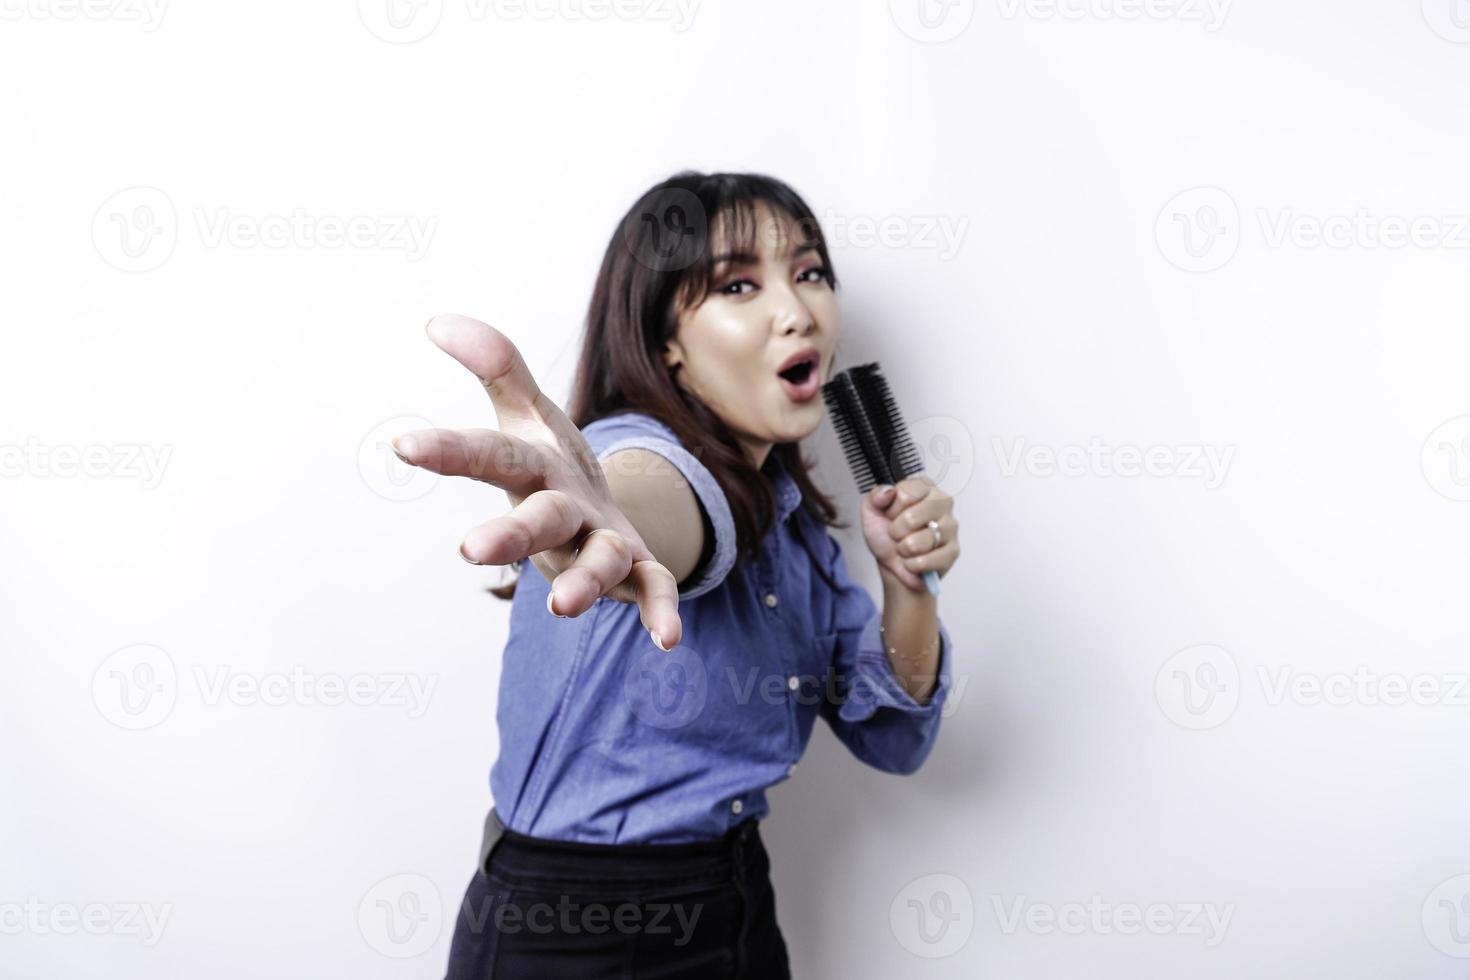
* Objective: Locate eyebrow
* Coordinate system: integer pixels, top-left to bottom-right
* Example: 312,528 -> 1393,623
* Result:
710,243 -> 820,266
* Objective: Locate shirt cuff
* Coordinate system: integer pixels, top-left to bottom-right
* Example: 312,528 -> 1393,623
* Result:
837,615 -> 954,724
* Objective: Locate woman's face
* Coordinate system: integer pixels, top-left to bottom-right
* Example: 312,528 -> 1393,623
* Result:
663,203 -> 839,469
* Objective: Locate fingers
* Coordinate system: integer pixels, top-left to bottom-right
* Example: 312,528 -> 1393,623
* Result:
866,484 -> 897,514
393,427 -> 548,497
424,314 -> 553,428
881,477 -> 933,520
549,534 -> 683,651
460,489 -> 584,566
545,527 -> 634,618
895,513 -> 958,557
622,559 -> 682,652
885,482 -> 949,544
901,539 -> 959,578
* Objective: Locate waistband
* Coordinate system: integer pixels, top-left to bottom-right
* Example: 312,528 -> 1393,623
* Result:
480,806 -> 760,876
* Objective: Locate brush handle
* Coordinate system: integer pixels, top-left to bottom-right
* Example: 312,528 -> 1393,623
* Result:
922,569 -> 941,597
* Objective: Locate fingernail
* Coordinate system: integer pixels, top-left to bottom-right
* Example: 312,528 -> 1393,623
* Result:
391,436 -> 415,463
650,629 -> 670,652
547,590 -> 568,618
460,544 -> 481,565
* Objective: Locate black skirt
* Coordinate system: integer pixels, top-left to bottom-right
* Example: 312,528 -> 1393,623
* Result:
445,808 -> 792,979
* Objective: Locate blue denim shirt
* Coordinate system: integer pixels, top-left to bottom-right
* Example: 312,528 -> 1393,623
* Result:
489,411 -> 955,844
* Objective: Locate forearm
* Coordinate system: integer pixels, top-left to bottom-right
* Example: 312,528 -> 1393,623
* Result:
878,566 -> 941,705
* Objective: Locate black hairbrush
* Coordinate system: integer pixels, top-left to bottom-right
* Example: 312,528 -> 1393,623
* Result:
821,361 -> 940,597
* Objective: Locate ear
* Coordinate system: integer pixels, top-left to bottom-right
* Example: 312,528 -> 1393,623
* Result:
662,338 -> 683,372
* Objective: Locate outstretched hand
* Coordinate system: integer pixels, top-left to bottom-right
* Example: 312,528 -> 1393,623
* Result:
392,314 -> 684,650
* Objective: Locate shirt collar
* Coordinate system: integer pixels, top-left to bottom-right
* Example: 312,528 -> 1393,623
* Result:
763,450 -> 803,522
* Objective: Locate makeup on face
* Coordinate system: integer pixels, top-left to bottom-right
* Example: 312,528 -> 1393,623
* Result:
666,205 -> 839,465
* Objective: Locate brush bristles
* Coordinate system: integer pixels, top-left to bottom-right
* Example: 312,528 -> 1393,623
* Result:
821,361 -> 925,495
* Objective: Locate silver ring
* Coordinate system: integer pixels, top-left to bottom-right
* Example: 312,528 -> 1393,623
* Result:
926,519 -> 942,548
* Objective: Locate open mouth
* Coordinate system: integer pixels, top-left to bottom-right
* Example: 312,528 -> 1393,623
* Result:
777,352 -> 821,401
778,360 -> 815,385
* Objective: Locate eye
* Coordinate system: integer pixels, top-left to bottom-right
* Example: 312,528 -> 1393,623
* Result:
718,278 -> 757,296
797,266 -> 831,285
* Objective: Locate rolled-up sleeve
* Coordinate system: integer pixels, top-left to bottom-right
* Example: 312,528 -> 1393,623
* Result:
818,532 -> 954,775
580,412 -> 737,601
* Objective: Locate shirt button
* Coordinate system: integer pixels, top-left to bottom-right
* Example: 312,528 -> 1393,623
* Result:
787,763 -> 797,777
764,592 -> 779,608
787,675 -> 799,691
731,799 -> 743,815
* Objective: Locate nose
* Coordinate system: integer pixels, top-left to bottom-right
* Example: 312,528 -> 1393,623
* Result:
768,282 -> 815,336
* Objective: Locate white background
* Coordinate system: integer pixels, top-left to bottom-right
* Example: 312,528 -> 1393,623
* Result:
3,1 -> 1470,976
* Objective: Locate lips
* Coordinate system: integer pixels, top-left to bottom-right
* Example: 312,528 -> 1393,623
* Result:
776,348 -> 821,402
777,347 -> 820,375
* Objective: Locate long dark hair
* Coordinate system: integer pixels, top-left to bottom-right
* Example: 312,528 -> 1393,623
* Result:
491,171 -> 847,599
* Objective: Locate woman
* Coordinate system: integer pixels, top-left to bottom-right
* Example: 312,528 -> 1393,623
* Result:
393,172 -> 960,978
